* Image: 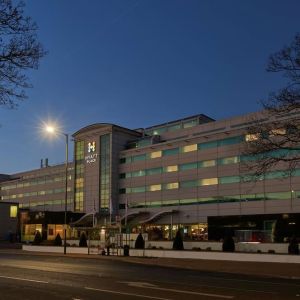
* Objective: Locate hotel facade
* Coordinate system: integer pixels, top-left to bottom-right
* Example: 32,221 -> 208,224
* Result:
1,110 -> 300,242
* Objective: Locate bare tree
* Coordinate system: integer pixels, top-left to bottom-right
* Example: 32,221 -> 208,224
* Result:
242,34 -> 300,177
0,0 -> 46,108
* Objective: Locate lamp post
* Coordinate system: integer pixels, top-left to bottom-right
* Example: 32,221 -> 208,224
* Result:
46,126 -> 69,255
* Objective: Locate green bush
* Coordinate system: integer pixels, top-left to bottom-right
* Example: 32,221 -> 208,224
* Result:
79,232 -> 87,247
54,233 -> 62,246
134,233 -> 145,249
222,236 -> 235,252
173,230 -> 184,250
33,231 -> 42,245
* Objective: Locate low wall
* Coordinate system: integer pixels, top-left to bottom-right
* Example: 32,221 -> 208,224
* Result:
145,241 -> 290,254
23,245 -> 89,254
129,249 -> 300,264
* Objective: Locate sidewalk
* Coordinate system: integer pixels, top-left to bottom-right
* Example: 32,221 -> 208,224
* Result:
1,248 -> 300,280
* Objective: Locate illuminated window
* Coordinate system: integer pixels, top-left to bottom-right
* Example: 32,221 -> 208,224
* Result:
163,165 -> 178,172
164,182 -> 179,190
199,160 -> 216,168
219,156 -> 239,165
269,128 -> 286,136
182,144 -> 197,153
245,134 -> 259,142
149,151 -> 162,159
76,178 -> 84,188
199,178 -> 218,186
10,206 -> 18,218
147,184 -> 162,192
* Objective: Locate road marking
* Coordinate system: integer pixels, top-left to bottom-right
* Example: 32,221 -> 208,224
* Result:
0,275 -> 48,284
85,287 -> 171,300
119,281 -> 234,299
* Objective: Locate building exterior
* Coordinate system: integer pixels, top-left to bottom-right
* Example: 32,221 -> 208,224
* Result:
1,111 -> 300,242
0,202 -> 19,241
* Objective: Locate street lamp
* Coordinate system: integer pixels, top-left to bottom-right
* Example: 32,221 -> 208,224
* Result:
45,125 -> 69,255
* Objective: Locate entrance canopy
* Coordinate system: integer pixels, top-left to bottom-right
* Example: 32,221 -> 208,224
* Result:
139,210 -> 178,224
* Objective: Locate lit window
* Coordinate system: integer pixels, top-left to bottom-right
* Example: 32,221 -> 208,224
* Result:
164,165 -> 178,172
269,128 -> 286,136
245,134 -> 259,142
164,182 -> 179,190
199,160 -> 216,168
182,144 -> 197,153
219,156 -> 239,165
10,206 -> 18,218
199,178 -> 218,186
149,151 -> 162,159
147,184 -> 162,192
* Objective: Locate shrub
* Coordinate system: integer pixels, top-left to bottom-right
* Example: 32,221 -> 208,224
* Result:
173,230 -> 184,250
79,232 -> 87,247
288,237 -> 299,255
268,249 -> 275,254
222,236 -> 235,252
206,247 -> 212,251
257,250 -> 262,253
54,233 -> 62,246
135,233 -> 145,249
33,231 -> 42,245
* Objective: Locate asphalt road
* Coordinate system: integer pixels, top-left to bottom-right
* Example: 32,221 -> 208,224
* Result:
0,251 -> 299,299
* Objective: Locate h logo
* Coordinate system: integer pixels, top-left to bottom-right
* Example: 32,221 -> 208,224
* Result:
88,141 -> 96,153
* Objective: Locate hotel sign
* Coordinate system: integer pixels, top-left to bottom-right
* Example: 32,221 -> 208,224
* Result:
85,141 -> 98,164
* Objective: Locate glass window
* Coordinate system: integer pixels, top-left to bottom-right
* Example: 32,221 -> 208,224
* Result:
199,178 -> 218,186
163,148 -> 179,156
219,176 -> 240,184
245,133 -> 260,142
147,184 -> 162,192
181,144 -> 197,153
132,186 -> 146,193
183,119 -> 198,129
131,170 -> 145,177
132,154 -> 146,162
146,168 -> 162,176
149,151 -> 162,159
180,180 -> 198,188
10,205 -> 18,218
168,124 -> 181,132
180,198 -> 198,205
269,128 -> 286,136
153,127 -> 167,135
198,141 -> 218,150
198,160 -> 216,168
163,165 -> 178,172
163,182 -> 179,190
119,173 -> 126,179
120,157 -> 132,164
219,136 -> 244,146
179,162 -> 197,171
219,156 -> 240,165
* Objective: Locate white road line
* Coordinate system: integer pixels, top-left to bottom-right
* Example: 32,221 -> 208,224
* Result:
119,281 -> 234,299
0,275 -> 48,284
85,287 -> 171,300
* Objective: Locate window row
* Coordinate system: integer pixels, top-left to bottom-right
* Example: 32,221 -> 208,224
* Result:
119,191 -> 299,209
19,198 -> 73,209
120,136 -> 244,164
1,187 -> 72,201
0,174 -> 72,191
120,156 -> 239,179
119,169 -> 300,194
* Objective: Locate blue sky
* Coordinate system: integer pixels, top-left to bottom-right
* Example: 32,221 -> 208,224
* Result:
1,0 -> 300,174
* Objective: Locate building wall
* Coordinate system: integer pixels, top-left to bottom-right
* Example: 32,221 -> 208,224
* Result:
0,202 -> 19,240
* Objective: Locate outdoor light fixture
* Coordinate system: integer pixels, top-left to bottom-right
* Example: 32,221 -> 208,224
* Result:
44,124 -> 69,255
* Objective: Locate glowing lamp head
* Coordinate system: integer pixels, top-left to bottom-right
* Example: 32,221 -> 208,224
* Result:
45,125 -> 55,134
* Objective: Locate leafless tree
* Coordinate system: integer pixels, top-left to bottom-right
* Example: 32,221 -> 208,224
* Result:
242,34 -> 300,177
0,0 -> 46,108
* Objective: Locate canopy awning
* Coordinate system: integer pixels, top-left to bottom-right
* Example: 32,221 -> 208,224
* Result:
139,210 -> 178,224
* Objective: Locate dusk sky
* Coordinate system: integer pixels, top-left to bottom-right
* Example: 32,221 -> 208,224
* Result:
1,0 -> 300,174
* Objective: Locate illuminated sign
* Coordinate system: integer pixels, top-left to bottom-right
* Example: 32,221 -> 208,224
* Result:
85,141 -> 97,163
88,141 -> 96,153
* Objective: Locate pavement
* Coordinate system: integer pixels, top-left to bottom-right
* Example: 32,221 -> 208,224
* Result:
1,247 -> 300,280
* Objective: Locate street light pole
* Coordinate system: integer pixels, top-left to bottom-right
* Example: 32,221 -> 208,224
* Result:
45,125 -> 69,255
63,133 -> 69,255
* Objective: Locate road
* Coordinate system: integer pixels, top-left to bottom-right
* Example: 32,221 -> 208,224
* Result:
0,251 -> 299,299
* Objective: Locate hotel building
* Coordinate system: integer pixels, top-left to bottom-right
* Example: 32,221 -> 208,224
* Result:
1,110 -> 300,242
